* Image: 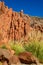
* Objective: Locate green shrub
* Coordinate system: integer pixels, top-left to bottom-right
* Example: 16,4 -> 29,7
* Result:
8,40 -> 43,62
0,44 -> 7,49
9,40 -> 25,55
24,41 -> 39,56
38,41 -> 43,63
24,40 -> 43,63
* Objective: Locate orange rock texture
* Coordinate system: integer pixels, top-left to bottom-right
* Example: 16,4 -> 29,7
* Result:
0,2 -> 31,44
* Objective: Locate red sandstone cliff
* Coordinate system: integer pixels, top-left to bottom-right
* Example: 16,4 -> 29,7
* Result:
0,2 -> 43,44
0,2 -> 32,44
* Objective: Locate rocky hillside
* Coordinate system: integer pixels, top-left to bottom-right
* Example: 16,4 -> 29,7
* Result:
30,16 -> 43,32
0,2 -> 43,44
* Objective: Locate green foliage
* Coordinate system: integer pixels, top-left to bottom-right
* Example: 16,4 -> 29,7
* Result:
24,41 -> 39,56
12,44 -> 25,55
9,40 -> 25,55
24,41 -> 43,63
0,44 -> 7,49
8,40 -> 43,62
38,41 -> 43,63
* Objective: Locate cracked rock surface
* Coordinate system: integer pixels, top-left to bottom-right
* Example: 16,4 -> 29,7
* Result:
0,2 -> 43,44
0,2 -> 31,44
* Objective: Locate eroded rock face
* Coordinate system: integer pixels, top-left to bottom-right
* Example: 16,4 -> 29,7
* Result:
0,2 -> 43,44
0,2 -> 31,44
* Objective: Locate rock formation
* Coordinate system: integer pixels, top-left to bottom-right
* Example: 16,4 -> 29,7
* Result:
0,2 -> 31,44
0,49 -> 39,65
0,2 -> 43,44
0,49 -> 20,65
30,17 -> 43,32
18,52 -> 39,65
0,1 -> 43,65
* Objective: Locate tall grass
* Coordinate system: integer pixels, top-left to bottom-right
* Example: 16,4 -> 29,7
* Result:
0,30 -> 43,63
8,39 -> 43,63
24,41 -> 43,63
8,40 -> 25,55
28,29 -> 43,42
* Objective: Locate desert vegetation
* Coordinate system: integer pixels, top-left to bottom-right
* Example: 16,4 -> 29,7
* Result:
0,30 -> 43,64
8,30 -> 43,63
0,1 -> 43,65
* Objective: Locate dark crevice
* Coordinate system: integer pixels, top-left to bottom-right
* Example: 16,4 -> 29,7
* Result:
24,23 -> 26,36
14,25 -> 16,30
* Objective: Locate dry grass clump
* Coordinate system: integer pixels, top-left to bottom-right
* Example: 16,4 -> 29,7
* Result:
28,29 -> 43,42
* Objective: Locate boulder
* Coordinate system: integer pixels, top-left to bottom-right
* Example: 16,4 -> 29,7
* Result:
3,61 -> 8,65
9,55 -> 20,64
18,52 -> 39,64
0,49 -> 20,65
0,49 -> 13,60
